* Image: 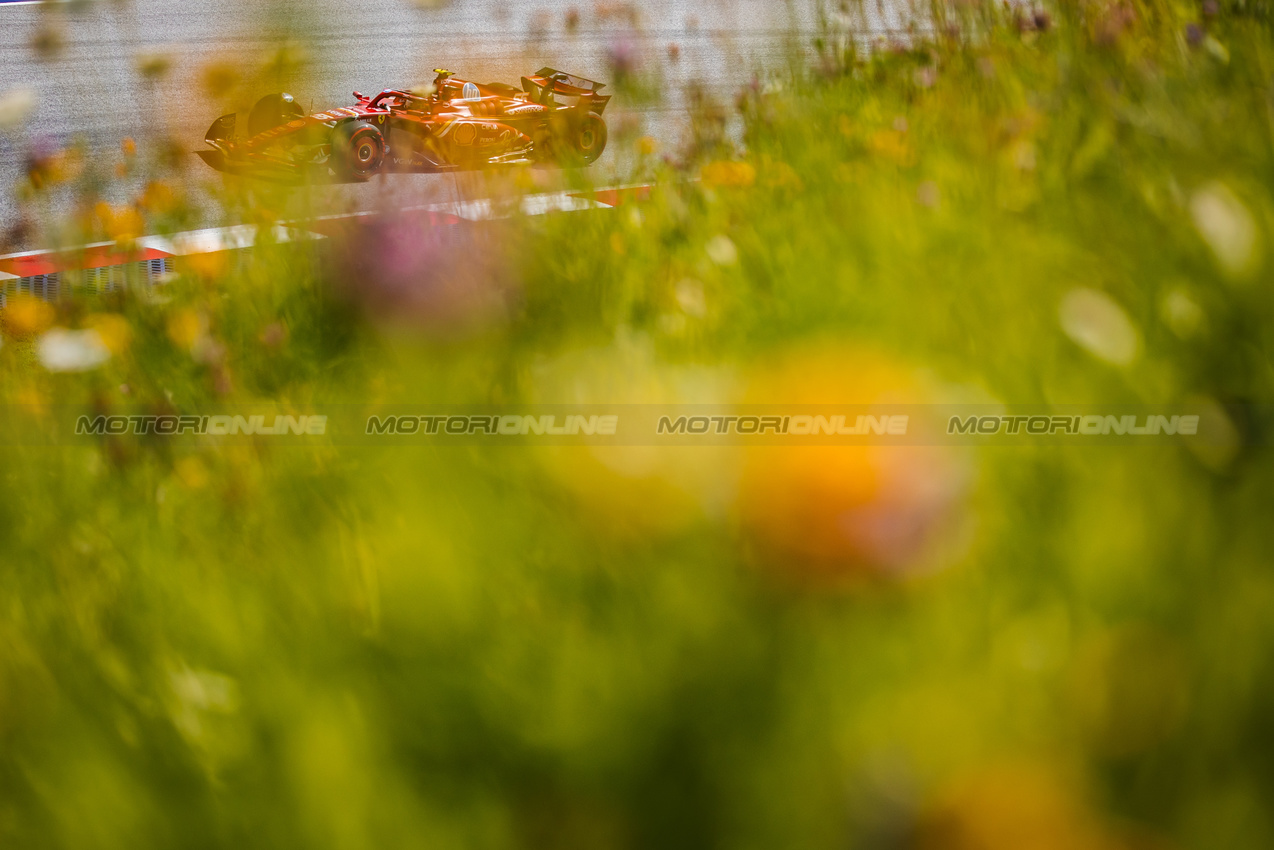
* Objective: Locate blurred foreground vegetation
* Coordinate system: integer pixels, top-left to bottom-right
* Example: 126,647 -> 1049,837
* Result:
3,1 -> 1274,848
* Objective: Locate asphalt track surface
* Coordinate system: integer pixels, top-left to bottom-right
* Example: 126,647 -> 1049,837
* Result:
0,0 -> 907,238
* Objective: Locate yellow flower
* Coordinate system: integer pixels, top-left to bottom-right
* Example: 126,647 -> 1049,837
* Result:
0,294 -> 56,339
636,135 -> 658,156
167,308 -> 208,351
178,251 -> 228,281
84,313 -> 132,355
700,160 -> 756,189
868,129 -> 913,165
174,456 -> 210,490
762,159 -> 803,192
200,61 -> 240,99
141,181 -> 178,215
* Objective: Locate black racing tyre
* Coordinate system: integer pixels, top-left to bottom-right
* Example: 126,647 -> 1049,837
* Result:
332,121 -> 386,180
573,112 -> 607,164
247,92 -> 304,138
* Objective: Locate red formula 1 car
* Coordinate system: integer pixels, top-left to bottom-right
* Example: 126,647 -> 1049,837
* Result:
196,68 -> 610,182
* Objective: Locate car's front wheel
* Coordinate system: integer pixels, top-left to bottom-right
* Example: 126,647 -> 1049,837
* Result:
332,121 -> 386,180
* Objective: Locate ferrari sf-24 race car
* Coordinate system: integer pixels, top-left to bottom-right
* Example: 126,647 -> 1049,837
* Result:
197,68 -> 610,182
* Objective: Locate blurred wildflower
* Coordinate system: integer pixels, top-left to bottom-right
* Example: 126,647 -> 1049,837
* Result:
914,66 -> 937,88
262,41 -> 310,80
636,135 -> 658,156
31,24 -> 64,60
84,314 -> 132,355
37,328 -> 111,373
167,308 -> 210,353
167,663 -> 239,744
667,42 -> 681,62
1012,140 -> 1037,171
1092,2 -> 1136,47
259,321 -> 287,349
673,277 -> 707,317
1058,289 -> 1140,366
0,89 -> 35,132
174,457 -> 210,490
1184,396 -> 1240,470
177,251 -> 227,281
1190,182 -> 1259,278
200,61 -> 240,99
917,181 -> 941,208
737,348 -> 970,580
121,137 -> 137,157
915,763 -> 1116,850
95,202 -> 144,243
606,35 -> 641,84
705,235 -> 738,266
761,159 -> 803,192
1160,287 -> 1204,338
135,51 -> 172,81
1,294 -> 56,339
1205,35 -> 1230,63
532,336 -> 739,534
700,160 -> 756,189
869,128 -> 913,165
333,215 -> 514,334
140,181 -> 179,215
1185,23 -> 1205,48
26,141 -> 83,189
565,7 -> 580,33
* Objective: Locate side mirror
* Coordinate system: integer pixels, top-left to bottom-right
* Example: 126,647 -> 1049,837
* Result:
353,91 -> 364,100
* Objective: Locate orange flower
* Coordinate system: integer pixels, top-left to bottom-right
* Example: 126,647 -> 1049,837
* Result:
0,294 -> 56,339
736,346 -> 969,582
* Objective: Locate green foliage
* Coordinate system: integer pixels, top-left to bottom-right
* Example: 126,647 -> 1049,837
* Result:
3,5 -> 1274,849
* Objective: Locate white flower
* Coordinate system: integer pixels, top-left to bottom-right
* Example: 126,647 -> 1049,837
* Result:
705,234 -> 738,266
1190,182 -> 1259,278
1059,288 -> 1139,366
0,89 -> 35,132
674,278 -> 707,316
37,327 -> 112,372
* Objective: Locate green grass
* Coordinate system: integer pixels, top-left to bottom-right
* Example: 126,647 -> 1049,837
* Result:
3,3 -> 1274,848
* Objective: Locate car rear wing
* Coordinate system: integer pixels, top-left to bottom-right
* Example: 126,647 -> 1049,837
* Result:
521,69 -> 611,113
535,67 -> 605,92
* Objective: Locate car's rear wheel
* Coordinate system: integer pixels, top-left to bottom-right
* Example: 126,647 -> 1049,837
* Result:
248,93 -> 304,138
572,112 -> 607,164
332,121 -> 386,180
